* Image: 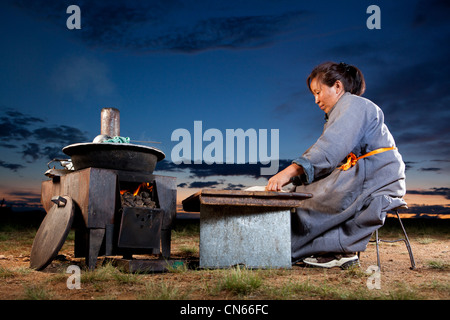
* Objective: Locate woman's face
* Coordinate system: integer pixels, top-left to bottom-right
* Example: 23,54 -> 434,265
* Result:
310,78 -> 344,114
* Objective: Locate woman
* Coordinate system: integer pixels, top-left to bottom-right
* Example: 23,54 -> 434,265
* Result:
266,61 -> 406,268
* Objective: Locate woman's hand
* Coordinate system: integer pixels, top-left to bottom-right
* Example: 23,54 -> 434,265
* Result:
265,163 -> 303,191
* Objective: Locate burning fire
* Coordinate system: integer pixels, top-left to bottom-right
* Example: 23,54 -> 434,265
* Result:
120,182 -> 153,196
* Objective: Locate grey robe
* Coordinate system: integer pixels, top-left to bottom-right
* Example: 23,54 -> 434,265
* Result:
291,92 -> 406,261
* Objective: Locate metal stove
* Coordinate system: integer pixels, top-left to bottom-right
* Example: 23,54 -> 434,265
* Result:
31,108 -> 177,272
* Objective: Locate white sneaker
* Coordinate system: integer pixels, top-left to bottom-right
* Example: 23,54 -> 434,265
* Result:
303,253 -> 359,269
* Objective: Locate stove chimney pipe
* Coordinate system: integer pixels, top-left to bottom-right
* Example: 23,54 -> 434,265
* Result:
101,108 -> 120,137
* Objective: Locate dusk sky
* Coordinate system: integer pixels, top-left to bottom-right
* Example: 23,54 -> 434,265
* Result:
0,0 -> 449,216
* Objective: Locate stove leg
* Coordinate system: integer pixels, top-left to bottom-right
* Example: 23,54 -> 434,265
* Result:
153,175 -> 176,260
87,228 -> 105,270
161,229 -> 171,259
105,224 -> 114,256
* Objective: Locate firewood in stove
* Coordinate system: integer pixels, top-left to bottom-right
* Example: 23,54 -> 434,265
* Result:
121,191 -> 156,208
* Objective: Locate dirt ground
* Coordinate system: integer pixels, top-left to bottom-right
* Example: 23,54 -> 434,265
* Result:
0,219 -> 448,301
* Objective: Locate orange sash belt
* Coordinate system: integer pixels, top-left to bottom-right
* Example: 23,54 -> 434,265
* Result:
339,147 -> 397,171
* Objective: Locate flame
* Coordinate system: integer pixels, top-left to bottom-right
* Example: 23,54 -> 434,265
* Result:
120,182 -> 152,196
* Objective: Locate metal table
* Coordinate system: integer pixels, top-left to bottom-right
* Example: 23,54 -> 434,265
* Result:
182,189 -> 312,269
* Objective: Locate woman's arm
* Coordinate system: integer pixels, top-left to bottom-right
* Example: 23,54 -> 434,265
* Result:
266,163 -> 304,191
266,95 -> 373,191
295,95 -> 372,182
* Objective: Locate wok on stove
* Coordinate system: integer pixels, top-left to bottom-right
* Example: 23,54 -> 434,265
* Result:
63,142 -> 165,173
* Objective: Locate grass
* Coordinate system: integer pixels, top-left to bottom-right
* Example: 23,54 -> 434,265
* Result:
22,284 -> 55,300
417,237 -> 435,244
138,280 -> 187,300
179,245 -> 198,255
0,218 -> 449,300
277,279 -> 360,299
427,260 -> 450,270
81,261 -> 142,284
172,222 -> 200,238
379,217 -> 450,238
216,265 -> 263,296
0,265 -> 15,279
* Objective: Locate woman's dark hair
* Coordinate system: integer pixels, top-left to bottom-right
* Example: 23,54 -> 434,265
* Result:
306,61 -> 366,96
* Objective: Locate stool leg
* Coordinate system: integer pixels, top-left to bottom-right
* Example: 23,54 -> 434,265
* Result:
375,229 -> 381,270
394,211 -> 416,270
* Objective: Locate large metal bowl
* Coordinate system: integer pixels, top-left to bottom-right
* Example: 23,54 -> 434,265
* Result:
63,142 -> 165,173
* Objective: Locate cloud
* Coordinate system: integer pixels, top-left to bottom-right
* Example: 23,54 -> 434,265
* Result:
158,160 -> 264,178
0,160 -> 25,172
177,182 -> 188,188
391,160 -> 447,174
419,167 -> 441,172
78,1 -> 170,44
21,143 -> 41,163
158,159 -> 291,179
18,143 -> 70,163
185,181 -> 221,189
403,161 -> 416,171
0,108 -> 89,169
177,181 -> 248,190
407,187 -> 450,199
10,0 -> 307,53
0,110 -> 43,140
33,126 -> 89,145
223,183 -> 247,190
0,143 -> 18,149
147,11 -> 306,53
1,190 -> 42,209
402,204 -> 450,218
